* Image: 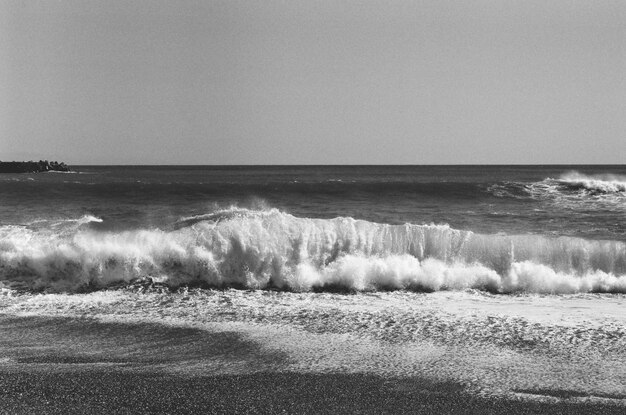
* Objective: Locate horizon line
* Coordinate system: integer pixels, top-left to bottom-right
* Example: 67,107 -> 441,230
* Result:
64,163 -> 626,167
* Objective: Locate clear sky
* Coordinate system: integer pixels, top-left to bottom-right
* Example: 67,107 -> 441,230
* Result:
1,0 -> 625,164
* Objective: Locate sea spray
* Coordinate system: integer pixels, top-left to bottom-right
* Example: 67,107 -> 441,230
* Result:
556,172 -> 626,193
1,208 -> 625,293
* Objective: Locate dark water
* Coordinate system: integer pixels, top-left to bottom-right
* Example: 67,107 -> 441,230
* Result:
1,165 -> 626,293
1,165 -> 625,239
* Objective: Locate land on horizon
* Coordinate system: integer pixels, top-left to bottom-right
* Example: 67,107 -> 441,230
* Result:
0,160 -> 70,173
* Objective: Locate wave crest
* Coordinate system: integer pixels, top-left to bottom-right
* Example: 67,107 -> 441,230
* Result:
1,209 -> 625,293
487,171 -> 626,199
555,172 -> 626,194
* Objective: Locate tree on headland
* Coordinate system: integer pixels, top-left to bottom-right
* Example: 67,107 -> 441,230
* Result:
0,160 -> 71,173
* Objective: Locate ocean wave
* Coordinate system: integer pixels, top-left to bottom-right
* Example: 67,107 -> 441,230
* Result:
487,172 -> 626,207
554,172 -> 626,194
15,215 -> 103,231
54,215 -> 103,226
1,208 -> 625,293
174,207 -> 275,229
485,182 -> 530,199
532,171 -> 626,199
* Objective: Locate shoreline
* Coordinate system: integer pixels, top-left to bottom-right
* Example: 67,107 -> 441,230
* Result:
2,370 -> 623,414
1,313 -> 624,414
2,290 -> 626,413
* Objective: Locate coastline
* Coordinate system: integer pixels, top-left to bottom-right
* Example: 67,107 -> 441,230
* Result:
0,161 -> 70,173
2,290 -> 625,413
2,368 -> 622,414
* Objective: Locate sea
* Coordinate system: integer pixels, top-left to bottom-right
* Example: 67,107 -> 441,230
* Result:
2,165 -> 626,408
0,165 -> 625,293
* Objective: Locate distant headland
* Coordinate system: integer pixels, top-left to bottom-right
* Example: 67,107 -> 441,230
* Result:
0,160 -> 71,173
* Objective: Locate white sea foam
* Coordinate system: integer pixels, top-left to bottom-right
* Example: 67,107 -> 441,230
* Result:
3,289 -> 626,401
557,172 -> 626,193
1,208 -> 625,293
489,172 -> 626,203
54,214 -> 103,226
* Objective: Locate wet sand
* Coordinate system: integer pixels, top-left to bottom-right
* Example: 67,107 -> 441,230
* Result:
1,311 -> 625,414
1,370 -> 623,415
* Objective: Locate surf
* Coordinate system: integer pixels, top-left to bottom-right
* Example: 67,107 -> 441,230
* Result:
555,171 -> 626,194
1,208 -> 625,293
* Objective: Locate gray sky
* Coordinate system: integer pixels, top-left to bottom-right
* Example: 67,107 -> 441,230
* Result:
1,0 -> 625,164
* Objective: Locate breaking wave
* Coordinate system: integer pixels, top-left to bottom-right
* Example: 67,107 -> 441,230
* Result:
554,172 -> 626,194
488,171 -> 626,208
1,208 -> 626,293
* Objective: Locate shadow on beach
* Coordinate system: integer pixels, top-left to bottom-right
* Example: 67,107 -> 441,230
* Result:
0,315 -> 623,414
